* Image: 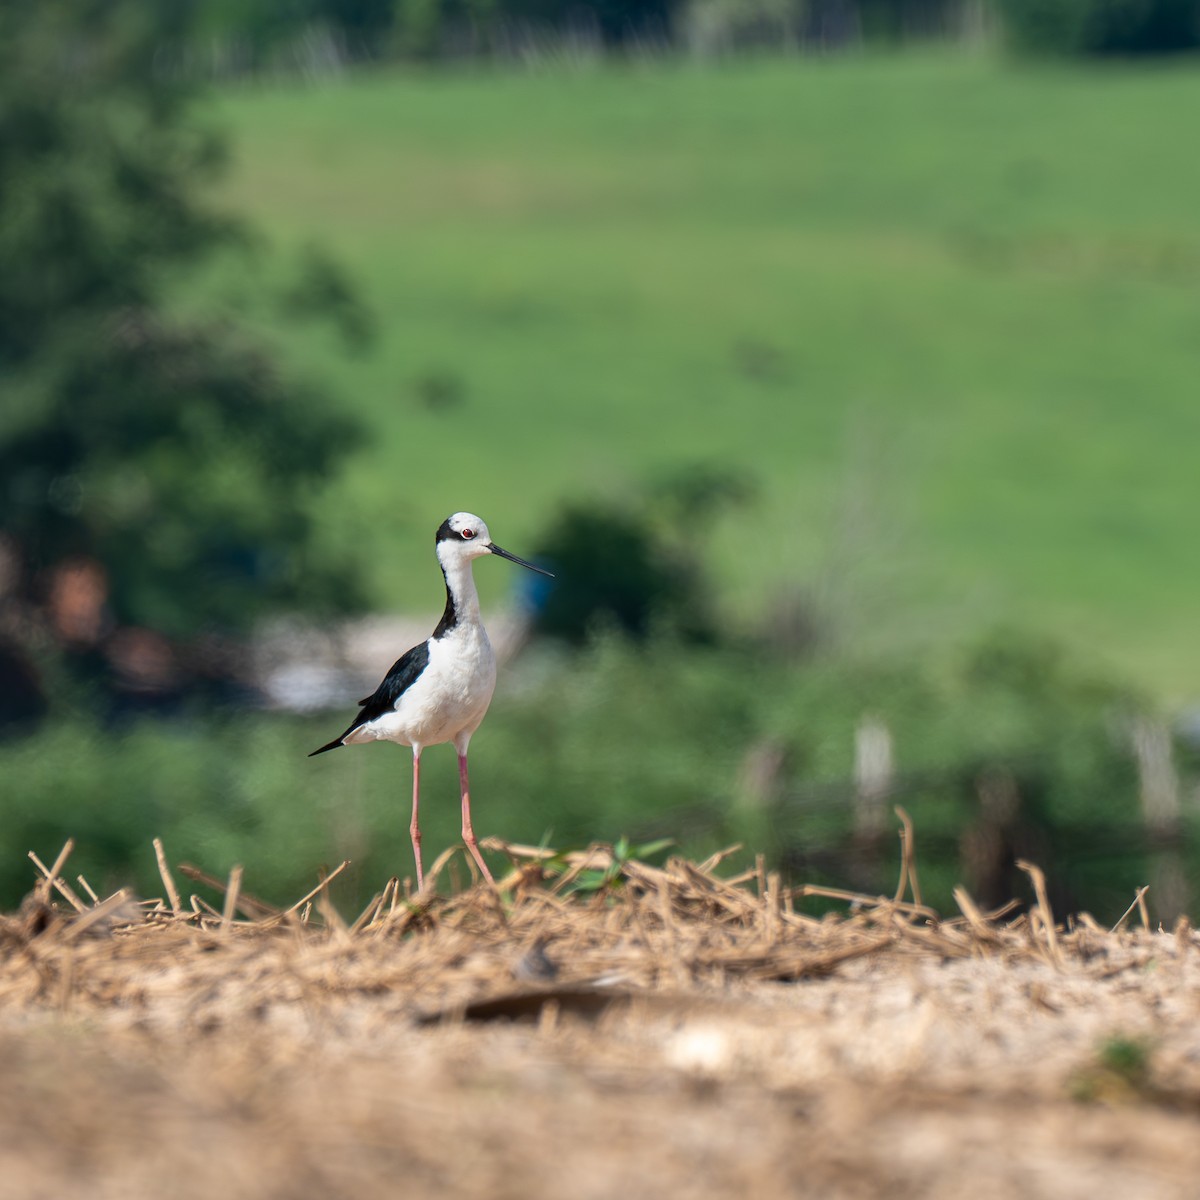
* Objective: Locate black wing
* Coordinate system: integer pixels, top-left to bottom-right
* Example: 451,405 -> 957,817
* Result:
307,640 -> 431,757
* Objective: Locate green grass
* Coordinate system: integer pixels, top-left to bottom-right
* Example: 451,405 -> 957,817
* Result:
204,52 -> 1200,699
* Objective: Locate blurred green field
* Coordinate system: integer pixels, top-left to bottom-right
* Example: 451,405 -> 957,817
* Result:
205,52 -> 1200,700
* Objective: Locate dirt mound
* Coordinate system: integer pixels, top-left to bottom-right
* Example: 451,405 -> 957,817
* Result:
2,837 -> 1199,1199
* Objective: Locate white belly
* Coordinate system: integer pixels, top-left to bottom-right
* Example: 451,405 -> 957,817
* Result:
351,626 -> 497,751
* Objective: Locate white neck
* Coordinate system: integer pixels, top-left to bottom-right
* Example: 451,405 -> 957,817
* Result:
441,554 -> 482,628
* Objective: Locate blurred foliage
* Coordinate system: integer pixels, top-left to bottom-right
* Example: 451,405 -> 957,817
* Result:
280,245 -> 376,350
530,501 -> 711,643
681,0 -> 804,56
195,0 -> 399,49
528,467 -> 753,643
502,629 -> 1152,916
0,0 -> 367,714
24,0 -> 1194,74
170,0 -> 983,65
181,0 -> 674,60
3,314 -> 359,635
476,624 -> 1176,923
1,625 -> 1183,926
1069,1034 -> 1156,1103
997,0 -> 1200,55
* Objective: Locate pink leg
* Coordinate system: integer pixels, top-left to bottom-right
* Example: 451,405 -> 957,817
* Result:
409,749 -> 424,889
458,752 -> 494,884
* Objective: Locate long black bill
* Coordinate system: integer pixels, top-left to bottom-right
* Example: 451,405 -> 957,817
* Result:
488,542 -> 555,578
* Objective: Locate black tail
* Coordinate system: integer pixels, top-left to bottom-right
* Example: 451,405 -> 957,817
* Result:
308,737 -> 346,757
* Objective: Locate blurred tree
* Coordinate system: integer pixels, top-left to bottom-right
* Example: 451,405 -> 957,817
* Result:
529,503 -> 706,644
389,0 -> 678,55
528,465 -> 754,645
643,461 -> 757,533
998,0 -> 1200,55
190,0 -> 398,63
853,0 -> 966,40
163,0 -> 982,65
0,0 -> 366,717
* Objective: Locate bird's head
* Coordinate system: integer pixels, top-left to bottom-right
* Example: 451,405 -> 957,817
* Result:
436,512 -> 554,577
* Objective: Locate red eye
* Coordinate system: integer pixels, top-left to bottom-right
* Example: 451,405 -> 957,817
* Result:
461,528 -> 475,540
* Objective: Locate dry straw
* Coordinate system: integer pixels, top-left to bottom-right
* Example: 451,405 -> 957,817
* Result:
0,810 -> 1177,1028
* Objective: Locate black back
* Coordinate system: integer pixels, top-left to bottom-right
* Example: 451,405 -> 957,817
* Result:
307,640 -> 431,756
308,510 -> 467,757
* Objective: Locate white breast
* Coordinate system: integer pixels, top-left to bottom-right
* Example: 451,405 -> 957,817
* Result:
360,625 -> 497,751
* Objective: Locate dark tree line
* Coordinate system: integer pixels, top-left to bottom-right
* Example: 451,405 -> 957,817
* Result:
173,0 -> 1200,60
999,0 -> 1200,55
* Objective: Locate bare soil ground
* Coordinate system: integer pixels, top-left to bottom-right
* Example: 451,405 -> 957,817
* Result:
3,840 -> 1200,1200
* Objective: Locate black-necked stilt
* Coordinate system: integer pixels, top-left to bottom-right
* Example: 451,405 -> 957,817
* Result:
309,512 -> 553,888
